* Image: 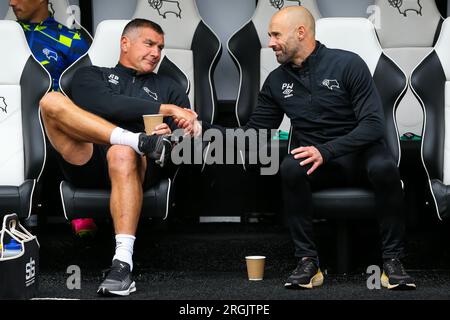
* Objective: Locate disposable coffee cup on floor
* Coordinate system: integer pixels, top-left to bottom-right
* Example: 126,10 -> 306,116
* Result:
143,114 -> 164,135
246,256 -> 266,281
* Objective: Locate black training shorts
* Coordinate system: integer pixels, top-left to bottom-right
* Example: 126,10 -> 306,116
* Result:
53,144 -> 162,190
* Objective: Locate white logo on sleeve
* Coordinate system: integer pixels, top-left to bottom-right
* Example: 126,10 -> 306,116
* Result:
143,87 -> 158,101
282,83 -> 294,99
322,79 -> 340,91
43,48 -> 58,61
108,74 -> 120,85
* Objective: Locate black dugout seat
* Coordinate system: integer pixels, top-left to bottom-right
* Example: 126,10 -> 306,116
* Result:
411,18 -> 450,221
0,21 -> 50,219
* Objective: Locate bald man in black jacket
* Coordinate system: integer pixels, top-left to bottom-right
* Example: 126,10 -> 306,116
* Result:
186,6 -> 416,291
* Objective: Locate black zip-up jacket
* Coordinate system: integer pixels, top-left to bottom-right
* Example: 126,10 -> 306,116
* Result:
71,63 -> 190,133
236,41 -> 385,163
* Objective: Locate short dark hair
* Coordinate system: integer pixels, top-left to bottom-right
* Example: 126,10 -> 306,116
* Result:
122,18 -> 164,37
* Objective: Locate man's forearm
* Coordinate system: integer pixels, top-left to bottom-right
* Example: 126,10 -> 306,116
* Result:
159,104 -> 177,117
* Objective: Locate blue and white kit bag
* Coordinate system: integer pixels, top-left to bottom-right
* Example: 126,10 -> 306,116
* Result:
0,214 -> 40,300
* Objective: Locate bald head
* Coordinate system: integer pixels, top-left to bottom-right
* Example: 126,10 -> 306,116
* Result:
268,6 -> 317,66
271,6 -> 316,37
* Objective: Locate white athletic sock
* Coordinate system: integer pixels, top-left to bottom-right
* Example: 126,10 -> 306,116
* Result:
110,127 -> 143,155
113,234 -> 136,271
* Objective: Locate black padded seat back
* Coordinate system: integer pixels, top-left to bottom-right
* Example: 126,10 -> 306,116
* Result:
60,20 -> 189,99
372,54 -> 408,164
132,0 -> 222,123
228,0 -> 321,127
411,52 -> 446,180
313,17 -> 406,164
373,0 -> 443,137
0,21 -> 50,218
411,18 -> 450,220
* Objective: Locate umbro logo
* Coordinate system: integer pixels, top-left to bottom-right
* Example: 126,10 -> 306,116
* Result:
282,83 -> 294,99
322,79 -> 340,91
43,48 -> 58,61
108,74 -> 120,85
0,96 -> 7,114
143,87 -> 158,101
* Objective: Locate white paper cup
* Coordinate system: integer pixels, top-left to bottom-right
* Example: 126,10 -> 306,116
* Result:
143,114 -> 164,135
245,256 -> 266,281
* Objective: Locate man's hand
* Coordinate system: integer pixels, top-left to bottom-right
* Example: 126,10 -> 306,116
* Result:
291,146 -> 323,175
174,109 -> 201,136
160,104 -> 198,134
151,123 -> 171,136
172,107 -> 198,123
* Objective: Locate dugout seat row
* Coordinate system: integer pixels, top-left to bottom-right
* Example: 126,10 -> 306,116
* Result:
1,1 -> 450,265
1,1 -> 446,136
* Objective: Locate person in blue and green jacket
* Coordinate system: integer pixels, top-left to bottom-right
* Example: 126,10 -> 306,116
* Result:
10,0 -> 95,237
10,0 -> 90,92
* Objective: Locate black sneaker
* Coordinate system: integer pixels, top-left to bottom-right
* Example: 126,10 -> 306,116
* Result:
284,258 -> 324,289
138,133 -> 172,167
381,258 -> 416,290
97,260 -> 136,296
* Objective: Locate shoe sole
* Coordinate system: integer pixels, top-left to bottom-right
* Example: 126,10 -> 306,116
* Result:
284,270 -> 324,289
97,281 -> 137,297
381,272 -> 416,290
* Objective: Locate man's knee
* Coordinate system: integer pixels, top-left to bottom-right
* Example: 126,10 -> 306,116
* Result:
280,156 -> 308,186
107,146 -> 140,177
40,92 -> 69,119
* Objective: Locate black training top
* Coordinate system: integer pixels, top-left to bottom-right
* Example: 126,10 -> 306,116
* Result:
241,41 -> 385,163
71,63 -> 190,133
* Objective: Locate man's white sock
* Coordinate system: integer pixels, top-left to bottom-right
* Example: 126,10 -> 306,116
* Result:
110,127 -> 143,155
113,234 -> 136,271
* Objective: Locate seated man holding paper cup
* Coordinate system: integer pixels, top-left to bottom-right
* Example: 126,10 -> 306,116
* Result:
39,18 -> 197,297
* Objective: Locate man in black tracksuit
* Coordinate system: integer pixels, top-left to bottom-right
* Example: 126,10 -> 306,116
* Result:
71,63 -> 189,135
53,62 -> 189,189
190,6 -> 416,290
40,19 -> 197,297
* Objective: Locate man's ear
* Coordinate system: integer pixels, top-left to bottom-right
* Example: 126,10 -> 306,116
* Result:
121,36 -> 129,53
298,25 -> 306,40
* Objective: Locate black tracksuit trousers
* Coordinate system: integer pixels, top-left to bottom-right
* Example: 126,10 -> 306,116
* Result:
280,141 -> 405,261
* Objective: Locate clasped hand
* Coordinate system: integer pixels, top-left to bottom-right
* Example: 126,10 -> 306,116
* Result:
174,108 -> 201,137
